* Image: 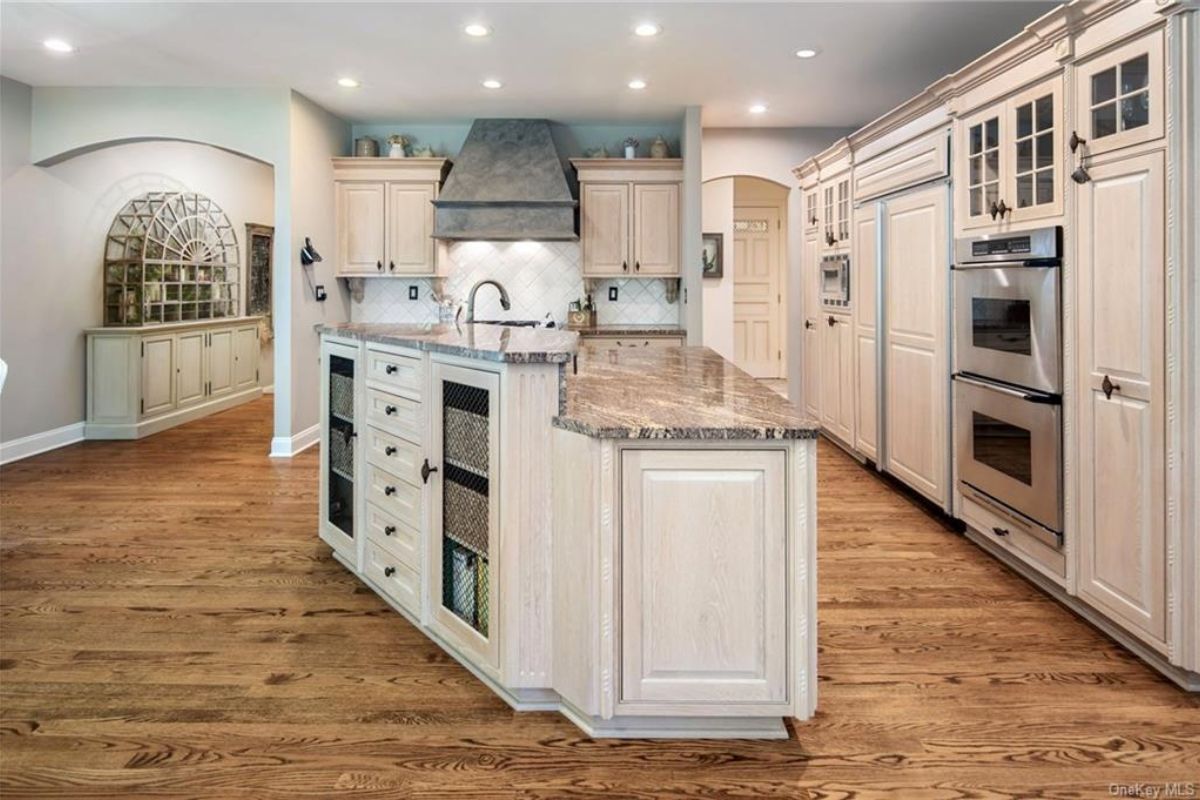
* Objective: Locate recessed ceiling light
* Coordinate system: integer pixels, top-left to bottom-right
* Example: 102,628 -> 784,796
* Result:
42,38 -> 75,53
795,48 -> 820,59
482,79 -> 503,89
628,79 -> 647,90
464,23 -> 491,37
337,77 -> 360,88
749,103 -> 768,114
634,22 -> 660,37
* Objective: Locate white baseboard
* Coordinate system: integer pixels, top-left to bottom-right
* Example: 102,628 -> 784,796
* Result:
0,421 -> 85,466
262,384 -> 275,395
269,423 -> 319,458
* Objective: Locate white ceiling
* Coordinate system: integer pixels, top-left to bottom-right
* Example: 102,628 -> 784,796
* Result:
1,1 -> 1059,128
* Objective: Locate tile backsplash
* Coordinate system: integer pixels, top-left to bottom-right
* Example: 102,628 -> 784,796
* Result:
352,240 -> 681,327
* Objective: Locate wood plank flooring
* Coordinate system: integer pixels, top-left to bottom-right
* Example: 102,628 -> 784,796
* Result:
2,397 -> 1197,798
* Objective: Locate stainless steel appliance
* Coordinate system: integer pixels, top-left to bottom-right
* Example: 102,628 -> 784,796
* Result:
952,226 -> 1062,394
952,225 -> 1063,545
820,254 -> 850,309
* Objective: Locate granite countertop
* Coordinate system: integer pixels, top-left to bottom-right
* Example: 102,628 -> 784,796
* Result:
571,324 -> 686,337
322,322 -> 577,364
555,345 -> 819,440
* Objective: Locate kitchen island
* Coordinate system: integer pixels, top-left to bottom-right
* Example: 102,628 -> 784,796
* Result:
317,323 -> 818,738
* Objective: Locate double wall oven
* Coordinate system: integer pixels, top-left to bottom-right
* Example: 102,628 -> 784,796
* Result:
952,226 -> 1063,546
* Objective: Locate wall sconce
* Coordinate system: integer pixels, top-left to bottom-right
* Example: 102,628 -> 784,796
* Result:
300,237 -> 322,266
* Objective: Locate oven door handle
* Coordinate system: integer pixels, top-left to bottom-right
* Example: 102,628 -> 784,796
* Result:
953,374 -> 1061,405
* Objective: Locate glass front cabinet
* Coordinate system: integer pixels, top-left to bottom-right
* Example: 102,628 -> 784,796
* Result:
1073,29 -> 1164,160
820,172 -> 851,251
430,361 -> 501,672
958,74 -> 1063,230
320,338 -> 360,562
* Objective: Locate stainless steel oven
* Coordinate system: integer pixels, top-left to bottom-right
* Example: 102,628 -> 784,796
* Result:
953,226 -> 1062,394
954,374 -> 1062,543
820,254 -> 850,309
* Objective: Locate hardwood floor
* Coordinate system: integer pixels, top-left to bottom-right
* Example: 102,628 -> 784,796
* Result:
2,398 -> 1197,798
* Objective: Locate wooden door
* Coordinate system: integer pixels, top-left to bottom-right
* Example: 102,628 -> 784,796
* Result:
620,449 -> 787,709
632,183 -> 679,275
386,182 -> 436,275
175,331 -> 206,409
208,328 -> 234,398
581,183 -> 630,276
1076,150 -> 1166,651
883,185 -> 949,507
140,335 -> 175,417
733,206 -> 782,378
853,206 -> 878,459
802,230 -> 821,419
233,326 -> 258,389
336,181 -> 386,276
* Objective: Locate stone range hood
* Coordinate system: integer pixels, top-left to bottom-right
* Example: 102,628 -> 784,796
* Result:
433,119 -> 579,241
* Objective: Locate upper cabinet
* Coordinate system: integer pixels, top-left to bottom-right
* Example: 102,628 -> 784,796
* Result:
820,171 -> 852,251
333,158 -> 450,278
573,159 -> 683,278
956,73 -> 1064,230
1073,29 -> 1164,159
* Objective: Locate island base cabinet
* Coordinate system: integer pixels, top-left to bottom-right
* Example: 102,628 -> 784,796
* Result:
619,449 -> 789,713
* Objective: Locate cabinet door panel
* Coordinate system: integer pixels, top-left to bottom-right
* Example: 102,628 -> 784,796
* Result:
208,329 -> 234,398
883,186 -> 948,507
632,183 -> 679,275
233,326 -> 258,389
141,335 -> 175,417
319,339 -> 359,563
853,208 -> 878,458
581,183 -> 630,276
802,231 -> 821,419
176,331 -> 206,408
1076,150 -> 1166,650
1075,30 -> 1164,158
1006,75 -> 1063,223
957,104 -> 1003,230
386,182 -> 436,275
336,182 -> 386,275
621,449 -> 787,707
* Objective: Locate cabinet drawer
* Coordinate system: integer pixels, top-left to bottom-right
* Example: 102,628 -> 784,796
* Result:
364,537 -> 420,614
365,387 -> 423,443
584,336 -> 684,349
960,485 -> 1065,583
366,347 -> 422,399
366,502 -> 420,571
365,425 -> 423,486
366,462 -> 422,530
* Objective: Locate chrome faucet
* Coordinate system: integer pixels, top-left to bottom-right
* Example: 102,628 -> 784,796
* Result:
459,279 -> 512,324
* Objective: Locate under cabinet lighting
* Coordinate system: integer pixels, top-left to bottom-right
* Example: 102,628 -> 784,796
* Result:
43,38 -> 75,53
628,79 -> 647,90
482,79 -> 503,89
337,77 -> 360,88
634,22 -> 661,37
464,24 -> 491,37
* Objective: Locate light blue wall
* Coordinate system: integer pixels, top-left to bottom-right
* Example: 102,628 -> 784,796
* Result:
350,119 -> 683,159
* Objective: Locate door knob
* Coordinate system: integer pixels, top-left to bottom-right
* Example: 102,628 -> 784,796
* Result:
384,566 -> 396,577
420,458 -> 438,484
384,525 -> 396,536
1101,375 -> 1121,399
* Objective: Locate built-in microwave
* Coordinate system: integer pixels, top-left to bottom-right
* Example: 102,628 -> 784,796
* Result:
820,254 -> 850,309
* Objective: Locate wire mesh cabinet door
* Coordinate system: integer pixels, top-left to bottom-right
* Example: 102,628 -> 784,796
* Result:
430,360 -> 501,673
320,338 -> 361,564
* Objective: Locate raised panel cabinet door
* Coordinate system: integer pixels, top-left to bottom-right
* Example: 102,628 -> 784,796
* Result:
207,329 -> 235,398
632,182 -> 680,275
1074,29 -> 1164,159
140,335 -> 175,417
335,181 -> 386,276
820,316 -> 841,433
233,326 -> 258,389
802,230 -> 821,419
620,449 -> 788,708
1076,150 -> 1166,651
883,185 -> 949,507
853,208 -> 878,458
386,182 -> 436,275
836,314 -> 856,444
581,183 -> 630,276
175,331 -> 206,408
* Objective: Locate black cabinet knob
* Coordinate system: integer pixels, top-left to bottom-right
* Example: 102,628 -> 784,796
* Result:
385,445 -> 397,456
384,525 -> 396,536
622,260 -> 628,272
384,485 -> 396,496
376,260 -> 383,271
384,566 -> 396,577
993,527 -> 1010,538
805,320 -> 815,330
389,261 -> 395,272
421,458 -> 439,484
1069,130 -> 1086,153
385,364 -> 398,375
385,405 -> 397,416
635,261 -> 641,272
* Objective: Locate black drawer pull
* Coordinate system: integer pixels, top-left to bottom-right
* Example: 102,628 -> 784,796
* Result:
385,405 -> 397,416
384,486 -> 397,496
993,526 -> 1010,538
383,566 -> 396,577
385,446 -> 397,456
384,525 -> 396,536
385,364 -> 398,375
421,458 -> 439,484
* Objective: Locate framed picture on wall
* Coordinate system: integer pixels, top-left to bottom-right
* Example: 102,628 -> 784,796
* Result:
245,223 -> 274,317
701,232 -> 723,279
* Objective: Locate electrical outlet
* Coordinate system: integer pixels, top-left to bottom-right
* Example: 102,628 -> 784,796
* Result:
608,286 -> 618,302
314,284 -> 327,302
408,285 -> 419,301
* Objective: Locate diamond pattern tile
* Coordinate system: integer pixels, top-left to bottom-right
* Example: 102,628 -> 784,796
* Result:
353,241 -> 681,327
